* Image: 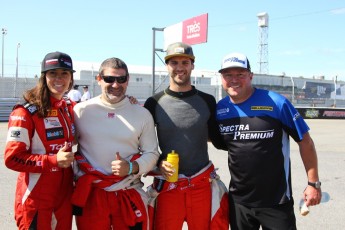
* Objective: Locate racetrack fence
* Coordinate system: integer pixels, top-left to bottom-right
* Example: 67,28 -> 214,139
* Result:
1,77 -> 345,121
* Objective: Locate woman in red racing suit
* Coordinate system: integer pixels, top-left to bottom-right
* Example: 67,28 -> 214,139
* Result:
4,51 -> 76,230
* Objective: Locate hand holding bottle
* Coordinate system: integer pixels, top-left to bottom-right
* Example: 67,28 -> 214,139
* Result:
299,192 -> 330,216
166,150 -> 179,182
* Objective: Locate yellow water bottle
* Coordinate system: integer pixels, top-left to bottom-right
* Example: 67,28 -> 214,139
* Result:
166,150 -> 179,182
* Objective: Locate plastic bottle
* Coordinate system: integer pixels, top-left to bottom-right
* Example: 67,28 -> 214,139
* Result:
166,150 -> 179,182
299,192 -> 330,216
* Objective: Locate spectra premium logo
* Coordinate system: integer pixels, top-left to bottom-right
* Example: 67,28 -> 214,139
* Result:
219,123 -> 274,140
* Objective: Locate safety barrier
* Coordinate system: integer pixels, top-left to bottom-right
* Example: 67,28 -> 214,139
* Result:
296,107 -> 345,119
0,98 -> 21,122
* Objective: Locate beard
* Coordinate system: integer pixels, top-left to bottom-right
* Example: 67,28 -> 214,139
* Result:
103,86 -> 126,103
171,73 -> 191,87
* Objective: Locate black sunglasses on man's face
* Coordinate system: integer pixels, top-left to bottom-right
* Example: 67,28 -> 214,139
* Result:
101,75 -> 128,84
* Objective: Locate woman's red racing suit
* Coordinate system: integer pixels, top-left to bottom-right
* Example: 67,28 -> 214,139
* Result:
4,96 -> 76,230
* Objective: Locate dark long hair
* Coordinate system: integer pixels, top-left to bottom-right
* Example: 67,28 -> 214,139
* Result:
23,72 -> 74,117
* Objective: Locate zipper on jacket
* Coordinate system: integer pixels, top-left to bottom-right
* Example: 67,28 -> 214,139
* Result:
59,108 -> 70,139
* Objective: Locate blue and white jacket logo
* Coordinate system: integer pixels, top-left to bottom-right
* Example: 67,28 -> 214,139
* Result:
217,108 -> 229,116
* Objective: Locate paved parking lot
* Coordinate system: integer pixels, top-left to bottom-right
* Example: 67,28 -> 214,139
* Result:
1,119 -> 344,229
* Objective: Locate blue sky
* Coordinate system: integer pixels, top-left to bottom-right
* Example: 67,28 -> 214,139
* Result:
1,0 -> 345,80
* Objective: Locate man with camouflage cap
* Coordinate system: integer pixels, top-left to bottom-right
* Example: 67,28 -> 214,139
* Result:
144,42 -> 229,229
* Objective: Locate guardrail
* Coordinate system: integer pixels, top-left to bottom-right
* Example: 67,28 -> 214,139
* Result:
0,98 -> 21,122
296,107 -> 345,119
2,98 -> 345,122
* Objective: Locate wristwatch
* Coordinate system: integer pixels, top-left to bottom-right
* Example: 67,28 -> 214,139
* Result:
308,181 -> 321,188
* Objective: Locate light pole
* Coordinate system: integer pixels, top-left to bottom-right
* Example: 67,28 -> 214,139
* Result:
333,75 -> 337,108
2,28 -> 7,77
152,27 -> 164,95
290,76 -> 295,104
16,43 -> 20,78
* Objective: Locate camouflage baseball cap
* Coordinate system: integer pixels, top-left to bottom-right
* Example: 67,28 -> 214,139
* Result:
164,42 -> 195,63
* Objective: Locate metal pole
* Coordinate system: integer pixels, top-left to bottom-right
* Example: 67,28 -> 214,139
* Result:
91,64 -> 94,97
152,27 -> 164,96
1,28 -> 7,78
334,76 -> 337,107
152,28 -> 156,96
16,43 -> 20,78
290,76 -> 295,104
14,43 -> 20,97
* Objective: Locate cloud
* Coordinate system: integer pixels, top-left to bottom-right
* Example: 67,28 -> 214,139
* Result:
236,25 -> 247,32
280,50 -> 302,56
315,48 -> 345,55
330,7 -> 345,15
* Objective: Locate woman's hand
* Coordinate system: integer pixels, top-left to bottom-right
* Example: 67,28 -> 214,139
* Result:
56,142 -> 74,168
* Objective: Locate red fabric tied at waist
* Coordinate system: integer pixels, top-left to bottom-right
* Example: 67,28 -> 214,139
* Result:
117,189 -> 146,226
153,164 -> 215,193
71,152 -> 140,207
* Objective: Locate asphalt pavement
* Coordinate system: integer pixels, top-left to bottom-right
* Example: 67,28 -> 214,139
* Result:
1,119 -> 344,229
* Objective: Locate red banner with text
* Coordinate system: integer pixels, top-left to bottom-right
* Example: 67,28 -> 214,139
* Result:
164,13 -> 208,50
182,13 -> 208,45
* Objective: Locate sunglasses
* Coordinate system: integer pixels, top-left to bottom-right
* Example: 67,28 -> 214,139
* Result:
101,75 -> 128,84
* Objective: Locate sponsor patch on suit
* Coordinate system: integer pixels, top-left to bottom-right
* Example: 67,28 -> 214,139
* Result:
44,117 -> 62,129
46,127 -> 64,140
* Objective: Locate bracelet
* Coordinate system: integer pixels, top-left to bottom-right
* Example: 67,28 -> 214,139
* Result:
128,161 -> 133,175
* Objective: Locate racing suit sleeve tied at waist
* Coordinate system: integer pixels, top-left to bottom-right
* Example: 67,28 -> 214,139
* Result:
147,161 -> 230,229
71,152 -> 141,208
